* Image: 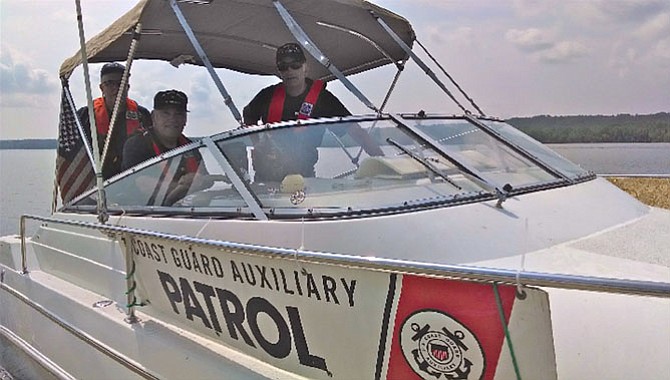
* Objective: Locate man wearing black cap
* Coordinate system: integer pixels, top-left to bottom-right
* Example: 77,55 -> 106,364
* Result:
244,42 -> 350,125
243,42 -> 382,181
122,90 -> 212,205
77,62 -> 151,179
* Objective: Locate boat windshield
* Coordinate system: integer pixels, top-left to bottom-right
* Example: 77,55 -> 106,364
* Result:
71,115 -> 591,218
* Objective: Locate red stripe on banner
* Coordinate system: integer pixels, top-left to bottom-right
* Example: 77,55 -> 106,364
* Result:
386,276 -> 516,380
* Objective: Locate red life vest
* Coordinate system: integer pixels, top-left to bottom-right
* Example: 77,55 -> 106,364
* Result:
267,80 -> 325,123
151,135 -> 199,173
93,97 -> 141,136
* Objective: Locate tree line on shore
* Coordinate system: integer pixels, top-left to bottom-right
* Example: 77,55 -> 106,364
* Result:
0,139 -> 56,149
507,112 -> 670,143
1,112 -> 669,149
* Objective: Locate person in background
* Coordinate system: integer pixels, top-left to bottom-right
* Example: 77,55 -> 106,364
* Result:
77,62 -> 151,179
122,90 -> 212,205
243,42 -> 382,181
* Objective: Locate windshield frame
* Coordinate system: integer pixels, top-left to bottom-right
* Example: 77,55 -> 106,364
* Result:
62,113 -> 595,220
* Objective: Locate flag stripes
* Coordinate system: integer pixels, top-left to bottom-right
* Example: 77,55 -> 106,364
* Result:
56,87 -> 95,203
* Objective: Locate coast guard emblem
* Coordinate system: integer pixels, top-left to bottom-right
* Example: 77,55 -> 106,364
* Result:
299,101 -> 314,117
399,310 -> 484,379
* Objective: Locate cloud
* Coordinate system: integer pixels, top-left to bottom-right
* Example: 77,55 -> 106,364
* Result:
506,28 -> 554,52
539,41 -> 588,63
601,9 -> 670,76
0,45 -> 58,103
511,0 -> 557,18
189,74 -> 212,106
593,0 -> 669,24
564,0 -> 670,33
634,12 -> 670,40
652,38 -> 670,62
505,27 -> 587,63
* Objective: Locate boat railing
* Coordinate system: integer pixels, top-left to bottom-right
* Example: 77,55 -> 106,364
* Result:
19,214 -> 670,299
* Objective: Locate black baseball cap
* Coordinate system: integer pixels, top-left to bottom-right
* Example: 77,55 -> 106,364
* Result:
154,90 -> 188,112
276,43 -> 306,65
100,62 -> 126,80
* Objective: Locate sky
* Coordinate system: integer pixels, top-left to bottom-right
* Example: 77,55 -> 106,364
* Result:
1,0 -> 669,140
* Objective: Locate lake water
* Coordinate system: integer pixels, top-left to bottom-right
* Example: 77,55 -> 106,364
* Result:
0,150 -> 56,237
548,143 -> 670,175
1,144 -> 669,236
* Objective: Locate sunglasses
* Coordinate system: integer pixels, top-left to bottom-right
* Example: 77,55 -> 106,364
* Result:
277,62 -> 303,71
102,80 -> 123,87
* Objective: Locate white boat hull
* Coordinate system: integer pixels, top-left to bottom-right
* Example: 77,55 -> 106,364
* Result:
2,230 -> 558,379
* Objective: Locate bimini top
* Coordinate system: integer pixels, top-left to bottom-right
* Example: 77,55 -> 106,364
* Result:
59,0 -> 415,80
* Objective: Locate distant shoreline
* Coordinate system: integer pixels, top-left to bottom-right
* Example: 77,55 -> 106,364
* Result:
0,139 -> 56,150
2,112 -> 668,149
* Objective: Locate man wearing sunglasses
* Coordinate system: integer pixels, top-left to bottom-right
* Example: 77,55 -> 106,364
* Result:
243,43 -> 382,181
76,62 -> 151,180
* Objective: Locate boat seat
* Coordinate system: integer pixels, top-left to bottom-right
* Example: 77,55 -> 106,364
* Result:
354,156 -> 428,179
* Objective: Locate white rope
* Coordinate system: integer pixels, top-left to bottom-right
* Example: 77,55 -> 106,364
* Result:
195,218 -> 213,238
299,216 -> 306,250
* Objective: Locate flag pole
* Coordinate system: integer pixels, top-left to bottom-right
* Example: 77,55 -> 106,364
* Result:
74,0 -> 108,224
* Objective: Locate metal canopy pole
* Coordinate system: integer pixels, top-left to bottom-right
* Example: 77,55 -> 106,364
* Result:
74,0 -> 108,224
370,10 -> 470,115
202,137 -> 268,221
101,23 -> 143,171
273,0 -> 379,113
64,84 -> 96,166
416,39 -> 486,117
314,20 -> 407,115
169,0 -> 243,126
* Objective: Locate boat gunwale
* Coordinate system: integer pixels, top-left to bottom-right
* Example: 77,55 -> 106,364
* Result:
16,214 -> 670,299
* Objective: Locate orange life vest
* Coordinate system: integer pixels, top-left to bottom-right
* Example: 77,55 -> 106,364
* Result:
93,97 -> 141,136
267,80 -> 325,123
151,135 -> 199,173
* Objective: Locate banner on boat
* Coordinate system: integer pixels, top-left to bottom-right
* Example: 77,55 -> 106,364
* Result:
121,234 -> 556,379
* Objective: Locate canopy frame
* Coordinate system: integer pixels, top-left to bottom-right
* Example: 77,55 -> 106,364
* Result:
169,0 -> 243,125
273,0 -> 379,113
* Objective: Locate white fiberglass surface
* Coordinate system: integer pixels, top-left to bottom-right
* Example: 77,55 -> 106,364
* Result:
73,116 -> 589,216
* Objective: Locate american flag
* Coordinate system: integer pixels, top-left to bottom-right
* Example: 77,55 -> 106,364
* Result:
56,88 -> 95,203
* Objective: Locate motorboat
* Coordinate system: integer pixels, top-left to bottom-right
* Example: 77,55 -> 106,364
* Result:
1,1 -> 668,379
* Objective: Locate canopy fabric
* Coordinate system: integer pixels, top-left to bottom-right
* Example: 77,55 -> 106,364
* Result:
59,0 -> 415,80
